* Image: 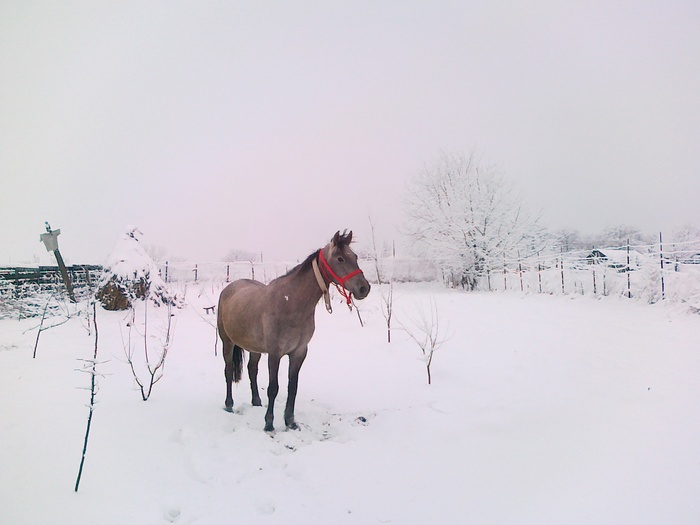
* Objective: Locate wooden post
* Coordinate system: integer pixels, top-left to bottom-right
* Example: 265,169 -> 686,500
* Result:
560,247 -> 565,294
626,239 -> 631,299
603,266 -> 607,296
39,223 -> 76,303
659,231 -> 665,300
518,251 -> 523,292
54,250 -> 76,302
592,269 -> 597,295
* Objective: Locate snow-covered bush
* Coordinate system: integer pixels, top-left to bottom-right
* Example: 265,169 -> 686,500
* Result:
96,227 -> 180,311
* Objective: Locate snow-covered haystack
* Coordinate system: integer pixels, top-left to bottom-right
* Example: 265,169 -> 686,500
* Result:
96,227 -> 178,311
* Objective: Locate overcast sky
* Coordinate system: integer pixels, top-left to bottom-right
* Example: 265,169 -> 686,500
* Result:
1,1 -> 698,265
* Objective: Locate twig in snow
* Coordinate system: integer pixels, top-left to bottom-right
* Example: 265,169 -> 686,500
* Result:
74,301 -> 99,492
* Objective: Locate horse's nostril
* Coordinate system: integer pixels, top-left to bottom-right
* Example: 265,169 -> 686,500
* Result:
359,284 -> 369,297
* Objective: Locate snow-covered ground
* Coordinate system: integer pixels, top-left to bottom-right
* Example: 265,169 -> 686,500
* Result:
1,283 -> 699,524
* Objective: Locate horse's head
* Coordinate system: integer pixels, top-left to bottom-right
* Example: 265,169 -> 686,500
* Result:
320,230 -> 371,301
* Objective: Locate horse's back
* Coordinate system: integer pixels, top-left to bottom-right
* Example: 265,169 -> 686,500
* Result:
218,279 -> 268,350
220,278 -> 263,299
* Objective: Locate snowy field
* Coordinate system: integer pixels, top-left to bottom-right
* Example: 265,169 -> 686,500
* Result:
1,283 -> 699,524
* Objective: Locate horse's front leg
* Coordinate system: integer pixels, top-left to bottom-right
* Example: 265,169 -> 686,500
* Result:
248,351 -> 262,406
264,354 -> 281,432
285,346 -> 308,430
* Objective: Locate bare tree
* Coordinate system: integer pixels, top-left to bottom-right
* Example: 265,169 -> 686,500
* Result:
30,293 -> 77,358
399,297 -> 449,384
383,281 -> 394,343
367,214 -> 395,341
367,214 -> 385,285
222,249 -> 260,263
555,228 -> 588,252
144,244 -> 168,264
403,151 -> 545,290
596,224 -> 652,249
122,300 -> 176,401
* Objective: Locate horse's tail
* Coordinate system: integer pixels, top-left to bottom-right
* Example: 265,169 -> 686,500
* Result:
232,345 -> 244,383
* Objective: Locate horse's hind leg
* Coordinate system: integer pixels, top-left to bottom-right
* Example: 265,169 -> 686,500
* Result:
223,339 -> 235,412
248,351 -> 262,406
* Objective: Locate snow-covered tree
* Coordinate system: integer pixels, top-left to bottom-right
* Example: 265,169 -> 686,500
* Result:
595,225 -> 652,249
403,151 -> 545,289
555,228 -> 588,252
222,249 -> 260,263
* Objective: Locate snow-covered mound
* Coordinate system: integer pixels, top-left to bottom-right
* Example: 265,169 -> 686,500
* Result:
96,226 -> 178,310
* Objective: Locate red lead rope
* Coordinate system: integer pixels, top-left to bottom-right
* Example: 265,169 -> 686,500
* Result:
318,249 -> 363,306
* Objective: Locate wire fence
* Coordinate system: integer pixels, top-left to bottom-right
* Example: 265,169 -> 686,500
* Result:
155,257 -> 441,286
2,237 -> 699,318
158,237 -> 700,307
463,238 -> 700,306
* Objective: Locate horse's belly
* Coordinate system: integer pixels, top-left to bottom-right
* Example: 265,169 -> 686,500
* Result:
261,315 -> 315,355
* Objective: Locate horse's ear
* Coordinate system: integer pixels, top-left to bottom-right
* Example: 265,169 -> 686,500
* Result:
332,230 -> 353,248
332,231 -> 341,246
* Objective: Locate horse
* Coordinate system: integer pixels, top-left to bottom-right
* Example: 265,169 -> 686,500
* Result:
217,230 -> 371,432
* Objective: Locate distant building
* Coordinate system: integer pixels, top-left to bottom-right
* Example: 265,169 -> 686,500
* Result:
585,248 -> 646,272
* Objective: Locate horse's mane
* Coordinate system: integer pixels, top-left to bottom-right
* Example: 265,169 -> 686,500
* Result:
298,249 -> 321,274
276,249 -> 320,280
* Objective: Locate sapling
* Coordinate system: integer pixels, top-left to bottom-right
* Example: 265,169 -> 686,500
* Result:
75,301 -> 101,492
399,296 -> 449,385
30,293 -> 76,358
123,300 -> 176,401
367,214 -> 395,341
382,281 -> 394,343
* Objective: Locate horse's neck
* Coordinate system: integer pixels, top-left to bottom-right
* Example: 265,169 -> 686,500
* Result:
279,260 -> 324,309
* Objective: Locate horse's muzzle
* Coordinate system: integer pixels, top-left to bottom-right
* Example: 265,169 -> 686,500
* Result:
355,282 -> 371,300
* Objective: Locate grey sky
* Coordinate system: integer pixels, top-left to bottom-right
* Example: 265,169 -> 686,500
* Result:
1,1 -> 698,264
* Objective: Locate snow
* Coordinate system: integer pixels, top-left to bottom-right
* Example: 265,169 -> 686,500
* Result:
102,226 -> 159,282
1,283 -> 700,524
97,226 -> 177,309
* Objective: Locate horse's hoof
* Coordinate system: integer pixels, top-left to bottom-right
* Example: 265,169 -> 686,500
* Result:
286,422 -> 300,431
224,406 -> 234,413
264,423 -> 275,432
252,399 -> 262,407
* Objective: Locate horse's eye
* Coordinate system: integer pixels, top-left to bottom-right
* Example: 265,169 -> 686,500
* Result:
337,256 -> 345,263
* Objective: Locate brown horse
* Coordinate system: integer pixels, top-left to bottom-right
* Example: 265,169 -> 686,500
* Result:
217,230 -> 370,431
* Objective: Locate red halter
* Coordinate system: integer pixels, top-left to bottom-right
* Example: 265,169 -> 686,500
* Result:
318,249 -> 363,306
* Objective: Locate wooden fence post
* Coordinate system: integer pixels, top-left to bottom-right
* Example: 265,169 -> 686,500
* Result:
626,239 -> 631,299
518,251 -> 524,292
659,231 -> 665,301
560,248 -> 565,294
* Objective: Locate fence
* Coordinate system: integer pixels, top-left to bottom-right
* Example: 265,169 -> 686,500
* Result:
467,238 -> 700,307
156,260 -> 298,285
0,265 -> 102,319
155,257 -> 441,286
3,237 -> 698,318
